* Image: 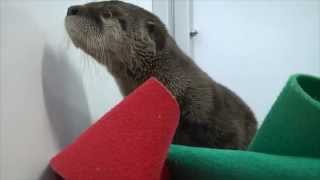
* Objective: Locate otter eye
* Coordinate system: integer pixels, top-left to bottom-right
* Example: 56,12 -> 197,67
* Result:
118,18 -> 127,31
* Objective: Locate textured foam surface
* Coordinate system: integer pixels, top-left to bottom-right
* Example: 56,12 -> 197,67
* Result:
50,78 -> 180,180
167,74 -> 320,180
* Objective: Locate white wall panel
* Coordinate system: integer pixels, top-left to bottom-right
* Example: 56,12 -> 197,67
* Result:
0,1 -> 152,179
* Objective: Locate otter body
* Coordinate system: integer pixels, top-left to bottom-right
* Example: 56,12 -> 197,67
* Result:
65,1 -> 257,149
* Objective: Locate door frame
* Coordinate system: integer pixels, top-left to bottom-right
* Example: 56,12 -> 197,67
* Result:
152,0 -> 194,57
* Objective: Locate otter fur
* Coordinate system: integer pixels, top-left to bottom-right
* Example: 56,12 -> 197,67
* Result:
65,0 -> 257,149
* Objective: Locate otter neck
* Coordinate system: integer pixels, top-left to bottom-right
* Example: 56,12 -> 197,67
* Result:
103,37 -> 191,97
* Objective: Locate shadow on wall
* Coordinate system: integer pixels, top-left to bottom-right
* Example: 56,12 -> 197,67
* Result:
2,2 -> 91,179
42,45 -> 91,149
39,166 -> 63,180
41,45 -> 92,179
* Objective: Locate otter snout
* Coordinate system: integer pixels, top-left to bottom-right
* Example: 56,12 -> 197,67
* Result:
64,1 -> 167,71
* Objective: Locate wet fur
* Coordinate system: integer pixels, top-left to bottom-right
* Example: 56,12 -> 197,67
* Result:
65,0 -> 257,149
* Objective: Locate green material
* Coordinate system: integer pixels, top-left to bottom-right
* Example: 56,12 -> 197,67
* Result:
249,74 -> 320,157
168,145 -> 320,180
168,74 -> 320,180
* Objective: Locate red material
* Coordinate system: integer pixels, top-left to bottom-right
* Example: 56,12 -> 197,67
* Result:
50,78 -> 180,180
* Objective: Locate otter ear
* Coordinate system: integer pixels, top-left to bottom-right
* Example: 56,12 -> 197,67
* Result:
146,21 -> 166,51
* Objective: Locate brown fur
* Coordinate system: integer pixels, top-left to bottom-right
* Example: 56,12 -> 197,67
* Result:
65,1 -> 257,149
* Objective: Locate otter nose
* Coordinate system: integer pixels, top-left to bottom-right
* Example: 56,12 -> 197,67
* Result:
67,5 -> 81,16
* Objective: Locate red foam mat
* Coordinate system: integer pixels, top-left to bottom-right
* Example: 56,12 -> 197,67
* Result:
50,78 -> 180,180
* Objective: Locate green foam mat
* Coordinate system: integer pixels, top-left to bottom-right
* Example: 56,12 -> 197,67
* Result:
168,74 -> 320,180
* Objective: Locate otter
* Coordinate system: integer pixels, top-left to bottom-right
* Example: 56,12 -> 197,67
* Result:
65,0 -> 257,149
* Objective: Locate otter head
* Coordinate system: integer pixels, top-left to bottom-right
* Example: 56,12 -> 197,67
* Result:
65,1 -> 168,75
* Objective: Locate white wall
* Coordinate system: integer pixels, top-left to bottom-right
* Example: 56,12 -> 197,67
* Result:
192,0 -> 320,123
0,1 -> 152,179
